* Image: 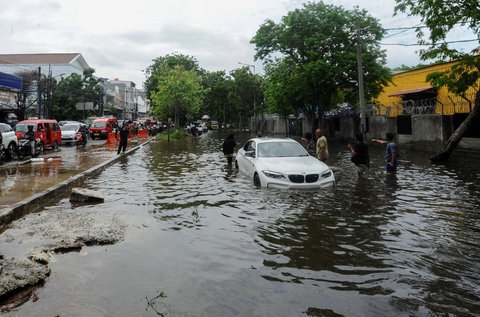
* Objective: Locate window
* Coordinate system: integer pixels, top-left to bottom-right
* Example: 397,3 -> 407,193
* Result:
37,123 -> 43,131
396,116 -> 412,135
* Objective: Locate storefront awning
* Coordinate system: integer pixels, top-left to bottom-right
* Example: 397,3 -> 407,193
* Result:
0,72 -> 22,91
388,86 -> 434,97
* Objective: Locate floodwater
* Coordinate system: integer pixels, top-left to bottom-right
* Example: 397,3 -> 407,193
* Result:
3,132 -> 480,316
0,142 -> 118,207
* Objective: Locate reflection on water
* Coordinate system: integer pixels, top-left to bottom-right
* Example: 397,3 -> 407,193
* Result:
0,144 -> 116,206
6,132 -> 480,317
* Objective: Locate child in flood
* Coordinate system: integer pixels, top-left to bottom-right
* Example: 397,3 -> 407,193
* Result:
372,132 -> 399,172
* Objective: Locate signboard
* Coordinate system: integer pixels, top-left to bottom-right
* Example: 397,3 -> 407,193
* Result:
0,72 -> 22,91
75,102 -> 95,110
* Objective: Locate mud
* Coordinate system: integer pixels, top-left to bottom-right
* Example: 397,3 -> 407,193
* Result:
0,206 -> 125,309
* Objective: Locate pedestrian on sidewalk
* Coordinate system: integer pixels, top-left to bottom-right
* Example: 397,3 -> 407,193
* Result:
117,123 -> 129,155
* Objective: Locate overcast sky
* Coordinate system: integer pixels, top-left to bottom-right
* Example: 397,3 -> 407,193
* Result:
1,0 -> 477,88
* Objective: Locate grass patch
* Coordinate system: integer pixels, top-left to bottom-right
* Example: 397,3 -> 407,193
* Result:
155,130 -> 185,141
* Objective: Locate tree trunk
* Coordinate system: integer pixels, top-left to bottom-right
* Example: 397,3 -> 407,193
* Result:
430,90 -> 480,164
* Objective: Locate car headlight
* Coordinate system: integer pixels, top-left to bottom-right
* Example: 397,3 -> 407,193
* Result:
262,170 -> 285,179
321,170 -> 332,178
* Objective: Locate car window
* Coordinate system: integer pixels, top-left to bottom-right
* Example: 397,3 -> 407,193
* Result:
37,123 -> 43,131
61,124 -> 80,131
0,124 -> 7,133
91,121 -> 106,128
243,141 -> 255,152
257,142 -> 309,158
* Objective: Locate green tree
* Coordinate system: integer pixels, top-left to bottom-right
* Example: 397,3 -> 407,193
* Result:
200,70 -> 231,125
150,65 -> 204,128
251,1 -> 391,124
263,60 -> 300,133
51,68 -> 102,120
395,0 -> 480,163
228,67 -> 263,129
144,53 -> 200,99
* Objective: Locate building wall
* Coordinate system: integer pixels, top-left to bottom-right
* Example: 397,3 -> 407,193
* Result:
374,61 -> 479,117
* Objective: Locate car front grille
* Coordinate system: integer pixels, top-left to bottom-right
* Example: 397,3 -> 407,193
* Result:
288,174 -> 304,183
306,174 -> 319,183
288,174 -> 320,183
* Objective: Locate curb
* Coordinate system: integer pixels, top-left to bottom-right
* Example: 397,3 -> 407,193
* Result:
0,139 -> 153,231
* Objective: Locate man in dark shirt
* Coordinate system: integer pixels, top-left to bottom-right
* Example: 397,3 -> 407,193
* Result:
117,123 -> 129,154
348,133 -> 369,174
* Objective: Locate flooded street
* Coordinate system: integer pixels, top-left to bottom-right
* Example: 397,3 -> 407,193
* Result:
2,131 -> 480,316
0,142 -> 118,207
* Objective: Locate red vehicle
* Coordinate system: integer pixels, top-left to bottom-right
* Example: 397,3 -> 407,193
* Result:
15,119 -> 62,151
89,117 -> 117,139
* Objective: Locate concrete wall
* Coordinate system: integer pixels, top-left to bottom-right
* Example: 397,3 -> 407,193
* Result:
369,116 -> 396,140
410,114 -> 444,151
255,114 -> 480,152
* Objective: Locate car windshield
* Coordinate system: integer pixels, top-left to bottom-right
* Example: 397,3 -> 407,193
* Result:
61,124 -> 79,131
15,124 -> 35,132
91,121 -> 106,128
257,141 -> 309,158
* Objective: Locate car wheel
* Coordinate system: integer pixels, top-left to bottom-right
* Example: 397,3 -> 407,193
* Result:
235,160 -> 239,170
254,173 -> 261,188
7,143 -> 16,160
53,140 -> 59,151
18,147 -> 25,160
37,142 -> 44,155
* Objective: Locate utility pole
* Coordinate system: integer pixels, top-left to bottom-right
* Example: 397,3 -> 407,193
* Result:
356,23 -> 367,139
37,66 -> 42,118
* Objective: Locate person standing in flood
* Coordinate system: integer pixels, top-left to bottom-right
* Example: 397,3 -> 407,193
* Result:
316,128 -> 329,162
222,133 -> 236,165
372,132 -> 399,172
117,123 -> 129,155
348,133 -> 369,174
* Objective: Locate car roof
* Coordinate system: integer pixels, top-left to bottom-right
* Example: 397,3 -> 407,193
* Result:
17,119 -> 59,124
249,137 -> 298,144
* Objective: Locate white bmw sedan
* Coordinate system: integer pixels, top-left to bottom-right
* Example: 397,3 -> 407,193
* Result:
235,137 -> 335,189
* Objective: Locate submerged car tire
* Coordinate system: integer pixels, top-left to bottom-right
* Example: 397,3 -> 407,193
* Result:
254,173 -> 261,188
53,140 -> 59,151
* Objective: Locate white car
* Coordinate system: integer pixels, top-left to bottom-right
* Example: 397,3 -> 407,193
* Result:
235,138 -> 335,189
0,122 -> 18,160
61,123 -> 84,144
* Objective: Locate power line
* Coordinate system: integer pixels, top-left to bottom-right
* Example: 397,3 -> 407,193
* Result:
379,39 -> 479,46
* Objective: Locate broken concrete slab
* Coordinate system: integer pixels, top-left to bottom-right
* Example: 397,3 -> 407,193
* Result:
0,257 -> 50,298
69,188 -> 105,203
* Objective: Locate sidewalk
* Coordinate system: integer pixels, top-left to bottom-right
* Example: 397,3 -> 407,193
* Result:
0,137 -> 152,228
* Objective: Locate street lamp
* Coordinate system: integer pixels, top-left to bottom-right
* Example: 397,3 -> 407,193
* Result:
238,62 -> 256,132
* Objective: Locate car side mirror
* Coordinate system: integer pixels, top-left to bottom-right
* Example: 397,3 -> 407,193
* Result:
245,150 -> 255,158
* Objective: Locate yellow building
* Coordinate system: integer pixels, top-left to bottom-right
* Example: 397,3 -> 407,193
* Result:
373,61 -> 479,117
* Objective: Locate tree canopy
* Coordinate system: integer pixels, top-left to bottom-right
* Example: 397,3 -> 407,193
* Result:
51,68 -> 102,121
150,65 -> 204,128
252,1 -> 391,121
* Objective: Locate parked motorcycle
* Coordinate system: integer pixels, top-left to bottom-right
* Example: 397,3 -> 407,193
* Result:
75,131 -> 87,147
17,138 -> 43,160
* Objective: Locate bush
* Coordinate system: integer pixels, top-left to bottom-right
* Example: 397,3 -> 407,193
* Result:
155,130 -> 185,141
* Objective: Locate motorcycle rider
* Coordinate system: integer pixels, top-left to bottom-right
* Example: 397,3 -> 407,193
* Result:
78,125 -> 88,144
25,125 -> 36,157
